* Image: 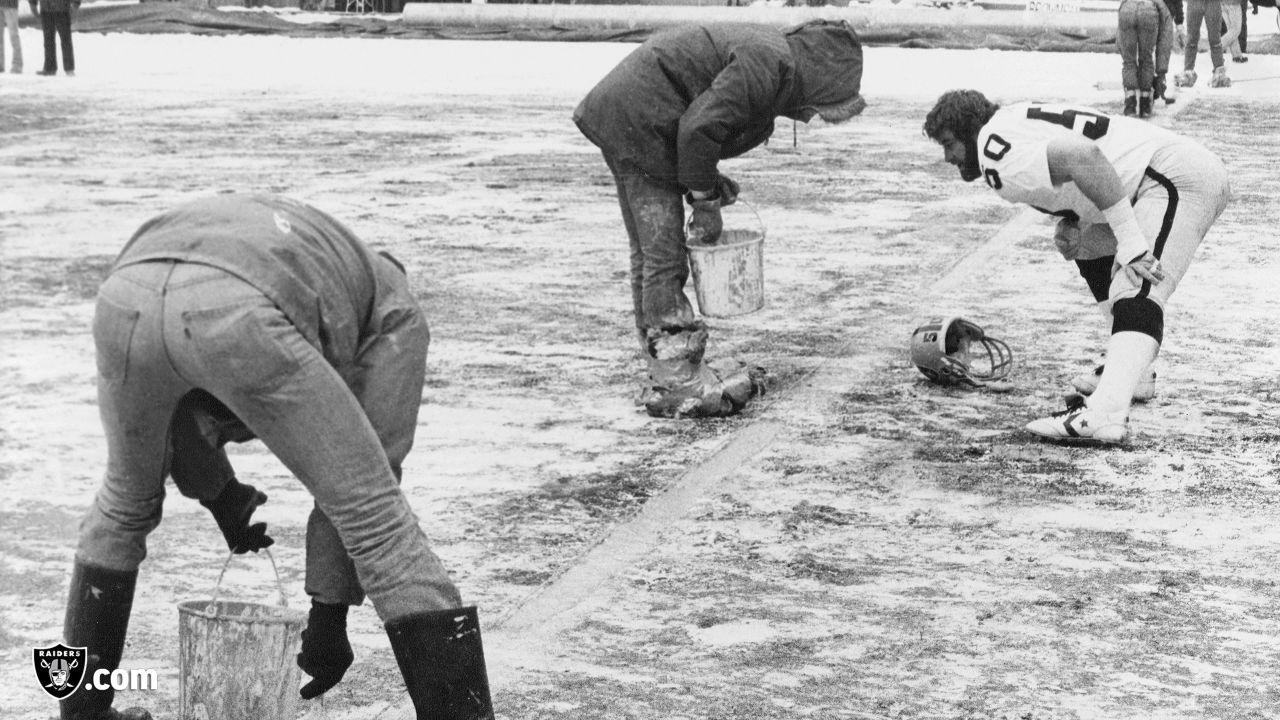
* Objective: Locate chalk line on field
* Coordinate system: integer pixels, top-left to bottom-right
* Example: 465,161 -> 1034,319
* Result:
372,93 -> 1208,719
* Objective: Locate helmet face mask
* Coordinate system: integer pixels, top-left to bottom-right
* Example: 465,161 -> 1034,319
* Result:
910,317 -> 1012,388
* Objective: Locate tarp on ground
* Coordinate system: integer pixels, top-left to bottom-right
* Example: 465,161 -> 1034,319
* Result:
60,3 -> 654,40
49,1 -> 1280,53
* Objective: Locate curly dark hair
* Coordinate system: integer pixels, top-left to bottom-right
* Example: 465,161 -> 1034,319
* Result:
922,90 -> 1000,142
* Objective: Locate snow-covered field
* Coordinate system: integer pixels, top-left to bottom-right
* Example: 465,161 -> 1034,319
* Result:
3,21 -> 1280,720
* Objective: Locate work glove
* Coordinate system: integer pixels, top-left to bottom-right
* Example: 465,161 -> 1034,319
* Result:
1117,250 -> 1165,287
297,601 -> 354,700
686,198 -> 723,246
715,174 -> 740,207
1052,217 -> 1081,260
200,478 -> 273,554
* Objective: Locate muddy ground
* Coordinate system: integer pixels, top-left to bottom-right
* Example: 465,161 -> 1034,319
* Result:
2,34 -> 1279,720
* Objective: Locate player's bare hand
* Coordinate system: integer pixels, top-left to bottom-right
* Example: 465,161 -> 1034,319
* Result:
1120,252 -> 1164,286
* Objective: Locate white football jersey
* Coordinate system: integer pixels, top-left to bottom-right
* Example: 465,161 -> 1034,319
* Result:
975,102 -> 1183,223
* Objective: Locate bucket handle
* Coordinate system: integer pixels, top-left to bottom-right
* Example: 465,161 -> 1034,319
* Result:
684,198 -> 766,245
192,548 -> 291,619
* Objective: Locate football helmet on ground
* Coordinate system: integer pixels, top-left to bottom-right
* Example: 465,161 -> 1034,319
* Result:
910,316 -> 1012,388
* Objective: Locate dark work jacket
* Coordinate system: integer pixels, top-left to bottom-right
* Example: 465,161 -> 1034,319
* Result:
113,193 -> 390,370
573,20 -> 864,193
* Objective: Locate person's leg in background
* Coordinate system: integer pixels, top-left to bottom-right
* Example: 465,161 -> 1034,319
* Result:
1202,0 -> 1230,84
1154,0 -> 1176,103
1238,0 -> 1247,54
1221,0 -> 1245,60
1118,0 -> 1144,115
1,6 -> 22,73
1134,0 -> 1161,116
37,9 -> 56,74
53,8 -> 72,73
1178,0 -> 1205,85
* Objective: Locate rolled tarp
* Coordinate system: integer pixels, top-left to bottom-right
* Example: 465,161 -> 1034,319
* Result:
402,2 -> 1116,34
401,2 -> 1121,50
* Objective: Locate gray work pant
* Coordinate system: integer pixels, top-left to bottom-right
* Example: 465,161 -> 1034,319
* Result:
1183,0 -> 1225,71
603,154 -> 697,333
1119,0 -> 1161,91
80,260 -> 461,621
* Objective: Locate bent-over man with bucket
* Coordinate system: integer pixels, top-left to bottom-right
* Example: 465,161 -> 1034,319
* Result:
574,19 -> 866,419
60,193 -> 493,720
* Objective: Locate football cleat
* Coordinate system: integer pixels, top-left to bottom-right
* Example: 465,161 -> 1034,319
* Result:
1025,395 -> 1130,445
1173,70 -> 1197,88
1069,364 -> 1156,402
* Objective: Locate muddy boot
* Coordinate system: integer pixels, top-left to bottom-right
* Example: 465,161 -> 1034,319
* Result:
1138,91 -> 1153,118
61,563 -> 153,720
386,607 -> 494,720
641,322 -> 766,419
1174,69 -> 1197,87
1208,66 -> 1231,88
1122,92 -> 1137,117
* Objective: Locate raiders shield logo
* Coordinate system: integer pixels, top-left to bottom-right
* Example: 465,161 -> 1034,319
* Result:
33,643 -> 88,700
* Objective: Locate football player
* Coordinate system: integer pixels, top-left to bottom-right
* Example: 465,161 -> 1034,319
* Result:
923,89 -> 1231,444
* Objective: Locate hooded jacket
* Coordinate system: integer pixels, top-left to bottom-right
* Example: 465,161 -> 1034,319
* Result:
573,20 -> 864,193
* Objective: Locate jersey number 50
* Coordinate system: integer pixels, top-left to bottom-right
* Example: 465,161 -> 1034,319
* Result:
981,105 -> 1112,189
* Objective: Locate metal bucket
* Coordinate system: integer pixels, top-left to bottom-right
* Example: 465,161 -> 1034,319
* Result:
177,551 -> 306,720
687,228 -> 765,318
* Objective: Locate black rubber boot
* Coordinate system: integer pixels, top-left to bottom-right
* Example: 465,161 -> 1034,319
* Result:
61,562 -> 153,720
386,607 -> 494,720
1122,94 -> 1137,117
1138,92 -> 1153,119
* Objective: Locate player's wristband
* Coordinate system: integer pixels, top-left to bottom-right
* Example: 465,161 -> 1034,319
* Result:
1102,199 -> 1148,265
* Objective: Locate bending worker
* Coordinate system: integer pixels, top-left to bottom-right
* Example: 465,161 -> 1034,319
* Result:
574,20 -> 866,418
61,193 -> 493,720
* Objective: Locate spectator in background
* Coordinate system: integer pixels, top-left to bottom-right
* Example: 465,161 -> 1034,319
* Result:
1117,0 -> 1163,117
30,0 -> 76,76
1221,0 -> 1247,61
1176,0 -> 1230,87
1154,0 -> 1185,105
1238,0 -> 1247,54
1,0 -> 21,74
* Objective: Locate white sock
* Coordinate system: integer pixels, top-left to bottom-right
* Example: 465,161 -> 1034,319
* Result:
1089,331 -> 1159,414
